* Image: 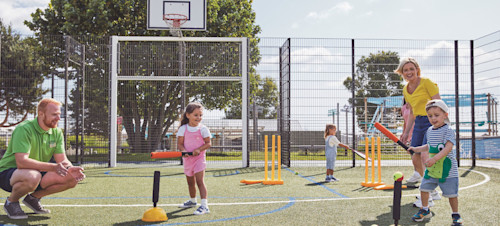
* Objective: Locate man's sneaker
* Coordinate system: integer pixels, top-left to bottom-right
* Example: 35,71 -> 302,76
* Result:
331,176 -> 339,182
325,176 -> 332,182
179,200 -> 197,208
412,208 -> 432,222
193,205 -> 210,215
407,171 -> 422,183
413,197 -> 434,208
22,194 -> 51,214
430,190 -> 441,200
3,199 -> 28,219
452,213 -> 463,225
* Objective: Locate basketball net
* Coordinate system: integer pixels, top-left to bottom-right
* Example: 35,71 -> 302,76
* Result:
163,14 -> 188,37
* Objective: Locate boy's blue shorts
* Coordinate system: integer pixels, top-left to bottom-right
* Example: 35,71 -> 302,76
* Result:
420,177 -> 459,198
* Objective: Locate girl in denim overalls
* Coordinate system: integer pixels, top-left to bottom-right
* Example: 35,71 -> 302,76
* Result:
324,124 -> 350,182
176,102 -> 212,215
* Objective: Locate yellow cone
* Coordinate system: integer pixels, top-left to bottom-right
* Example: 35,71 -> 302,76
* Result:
142,207 -> 167,222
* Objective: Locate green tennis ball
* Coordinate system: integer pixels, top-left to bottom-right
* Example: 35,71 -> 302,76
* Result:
295,172 -> 298,175
393,172 -> 404,181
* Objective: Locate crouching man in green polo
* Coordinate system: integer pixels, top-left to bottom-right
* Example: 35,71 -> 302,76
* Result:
0,98 -> 85,219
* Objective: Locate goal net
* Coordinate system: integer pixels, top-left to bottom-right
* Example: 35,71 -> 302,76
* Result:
110,36 -> 248,167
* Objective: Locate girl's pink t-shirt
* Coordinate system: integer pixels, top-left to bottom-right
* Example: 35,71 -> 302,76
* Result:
401,103 -> 414,142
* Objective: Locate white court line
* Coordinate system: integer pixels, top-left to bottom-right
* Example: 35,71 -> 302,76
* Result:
3,168 -> 490,208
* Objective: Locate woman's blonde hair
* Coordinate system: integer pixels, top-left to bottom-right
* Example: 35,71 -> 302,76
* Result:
37,98 -> 62,114
324,124 -> 336,138
394,57 -> 421,77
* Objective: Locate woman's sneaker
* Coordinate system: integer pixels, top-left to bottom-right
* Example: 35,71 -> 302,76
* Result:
430,190 -> 441,200
452,213 -> 463,225
179,200 -> 197,208
412,208 -> 432,222
193,205 -> 210,215
413,197 -> 434,208
407,171 -> 422,183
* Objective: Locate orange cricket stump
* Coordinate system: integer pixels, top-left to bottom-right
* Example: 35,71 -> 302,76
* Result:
361,137 -> 385,187
241,135 -> 283,185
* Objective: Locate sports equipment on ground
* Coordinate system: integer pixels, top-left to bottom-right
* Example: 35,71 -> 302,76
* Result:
142,171 -> 167,222
361,137 -> 385,187
241,135 -> 284,185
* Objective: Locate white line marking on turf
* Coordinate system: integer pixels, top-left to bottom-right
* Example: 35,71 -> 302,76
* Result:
3,168 -> 489,208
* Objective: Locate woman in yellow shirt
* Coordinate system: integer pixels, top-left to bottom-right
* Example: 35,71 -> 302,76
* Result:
395,57 -> 441,184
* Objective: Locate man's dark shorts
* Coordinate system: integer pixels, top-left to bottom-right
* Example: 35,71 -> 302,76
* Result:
0,168 -> 45,192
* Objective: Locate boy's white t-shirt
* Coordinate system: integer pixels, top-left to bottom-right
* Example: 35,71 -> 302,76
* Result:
176,124 -> 211,138
328,135 -> 340,147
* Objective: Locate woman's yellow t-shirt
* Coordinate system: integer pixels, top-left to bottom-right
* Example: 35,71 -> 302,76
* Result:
403,77 -> 439,116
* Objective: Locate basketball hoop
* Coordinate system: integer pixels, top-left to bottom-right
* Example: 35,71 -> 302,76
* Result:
163,13 -> 188,37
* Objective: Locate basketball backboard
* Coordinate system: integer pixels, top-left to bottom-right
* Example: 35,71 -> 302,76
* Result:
147,0 -> 206,31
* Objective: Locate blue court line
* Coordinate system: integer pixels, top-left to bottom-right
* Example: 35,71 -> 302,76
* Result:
155,197 -> 296,225
285,168 -> 348,198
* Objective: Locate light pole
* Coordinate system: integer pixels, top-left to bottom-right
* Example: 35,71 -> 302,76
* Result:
328,109 -> 336,124
341,104 -> 351,145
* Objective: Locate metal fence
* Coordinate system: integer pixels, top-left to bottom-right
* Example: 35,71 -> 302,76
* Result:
1,31 -> 499,168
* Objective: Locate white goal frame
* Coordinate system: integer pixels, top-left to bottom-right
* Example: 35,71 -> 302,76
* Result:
110,36 -> 248,167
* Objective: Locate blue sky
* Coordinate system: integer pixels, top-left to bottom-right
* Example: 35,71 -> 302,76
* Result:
1,0 -> 499,39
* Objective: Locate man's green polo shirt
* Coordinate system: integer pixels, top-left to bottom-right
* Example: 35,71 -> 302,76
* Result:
0,118 -> 65,173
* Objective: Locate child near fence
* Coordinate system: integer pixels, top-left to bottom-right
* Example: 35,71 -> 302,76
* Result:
324,124 -> 350,182
176,102 -> 212,215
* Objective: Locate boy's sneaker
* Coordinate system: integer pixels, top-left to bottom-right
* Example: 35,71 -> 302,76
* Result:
430,190 -> 441,200
193,205 -> 210,215
331,176 -> 339,182
179,200 -> 197,208
407,171 -> 422,183
22,194 -> 51,214
413,197 -> 434,208
325,176 -> 332,182
3,199 -> 28,219
412,208 -> 432,222
452,213 -> 463,225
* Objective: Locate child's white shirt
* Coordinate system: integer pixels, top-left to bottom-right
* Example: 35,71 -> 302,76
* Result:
176,124 -> 211,138
327,135 -> 340,147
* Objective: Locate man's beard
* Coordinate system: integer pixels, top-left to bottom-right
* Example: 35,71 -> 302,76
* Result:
43,116 -> 58,128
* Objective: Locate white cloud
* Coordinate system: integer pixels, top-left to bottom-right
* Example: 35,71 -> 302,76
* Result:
306,2 -> 353,20
291,22 -> 299,29
0,0 -> 49,35
400,8 -> 413,13
364,11 -> 373,17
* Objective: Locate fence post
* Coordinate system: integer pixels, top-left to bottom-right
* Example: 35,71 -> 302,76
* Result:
470,40 -> 476,167
454,40 -> 460,167
351,39 -> 356,167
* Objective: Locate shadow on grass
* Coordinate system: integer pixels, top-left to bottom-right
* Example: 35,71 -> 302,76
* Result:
113,208 -> 193,226
209,167 -> 263,177
0,214 -> 50,225
299,167 -> 353,178
460,166 -> 475,177
359,202 -> 432,226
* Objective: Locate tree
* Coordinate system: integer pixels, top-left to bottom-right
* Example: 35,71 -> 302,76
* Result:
26,0 -> 273,152
0,20 -> 47,127
225,74 -> 278,119
343,51 -> 402,127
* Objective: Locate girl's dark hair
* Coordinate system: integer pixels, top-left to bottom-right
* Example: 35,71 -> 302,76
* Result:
180,102 -> 204,126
